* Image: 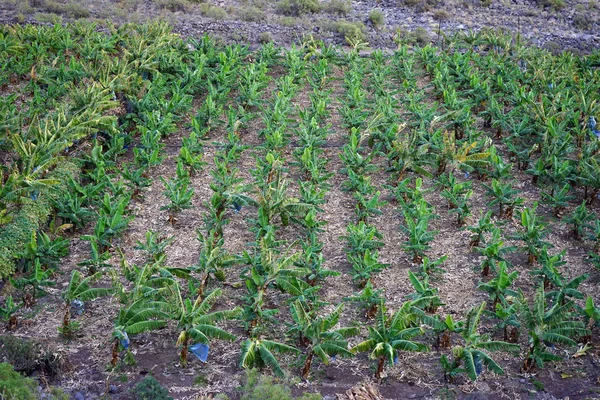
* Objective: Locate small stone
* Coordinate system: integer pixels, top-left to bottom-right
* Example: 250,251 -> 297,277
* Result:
108,385 -> 119,394
74,392 -> 85,400
519,378 -> 527,384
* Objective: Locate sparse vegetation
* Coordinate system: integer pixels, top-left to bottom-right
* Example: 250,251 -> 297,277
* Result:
368,9 -> 385,28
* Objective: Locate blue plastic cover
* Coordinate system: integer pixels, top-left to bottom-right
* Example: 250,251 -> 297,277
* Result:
120,332 -> 130,350
190,343 -> 209,363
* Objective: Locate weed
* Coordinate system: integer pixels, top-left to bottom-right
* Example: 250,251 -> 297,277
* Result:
323,0 -> 350,15
276,0 -> 322,16
336,20 -> 366,42
368,9 -> 385,28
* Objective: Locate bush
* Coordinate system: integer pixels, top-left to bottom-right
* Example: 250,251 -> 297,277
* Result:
132,376 -> 173,400
240,369 -> 322,400
276,0 -> 322,16
0,362 -> 38,400
534,0 -> 564,9
0,162 -> 77,279
394,27 -> 431,46
336,20 -> 366,42
323,0 -> 350,15
573,12 -> 593,30
41,1 -> 91,18
368,9 -> 384,28
259,32 -> 273,43
403,0 -> 440,12
0,335 -> 39,374
0,335 -> 65,379
433,9 -> 450,19
199,4 -> 227,19
237,6 -> 265,22
156,0 -> 188,12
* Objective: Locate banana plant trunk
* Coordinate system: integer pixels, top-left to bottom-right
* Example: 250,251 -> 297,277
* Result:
180,334 -> 189,366
301,351 -> 313,379
375,356 -> 385,380
111,338 -> 119,367
62,303 -> 71,332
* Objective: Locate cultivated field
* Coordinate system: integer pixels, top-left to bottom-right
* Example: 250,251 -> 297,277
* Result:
1,22 -> 600,400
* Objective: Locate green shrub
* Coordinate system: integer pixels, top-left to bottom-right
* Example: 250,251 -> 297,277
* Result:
132,376 -> 173,400
42,1 -> 90,18
278,16 -> 299,26
368,9 -> 384,28
0,162 -> 77,279
62,2 -> 90,18
34,11 -> 63,24
0,362 -> 38,400
199,4 -> 227,19
534,0 -> 564,9
259,32 -> 273,43
433,9 -> 450,19
240,369 -> 322,400
156,0 -> 188,12
573,12 -> 593,30
0,335 -> 39,374
276,0 -> 322,16
323,0 -> 350,15
238,6 -> 265,22
403,0 -> 439,12
335,20 -> 366,42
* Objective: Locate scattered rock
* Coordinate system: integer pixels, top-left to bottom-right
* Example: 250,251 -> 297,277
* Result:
74,392 -> 85,400
108,385 -> 119,394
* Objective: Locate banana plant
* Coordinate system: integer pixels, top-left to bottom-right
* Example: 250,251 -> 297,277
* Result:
352,299 -> 428,380
173,286 -> 239,366
0,296 -> 20,331
345,280 -> 384,319
240,337 -> 300,378
520,287 -> 589,372
401,213 -> 437,263
18,230 -> 69,272
513,203 -> 549,264
467,210 -> 495,248
134,230 -> 175,265
475,227 -> 515,277
112,297 -> 172,367
341,221 -> 385,257
60,270 -> 112,338
253,153 -> 312,229
161,176 -> 194,225
10,259 -> 55,307
194,230 -> 236,296
541,183 -> 572,218
347,249 -> 388,286
484,179 -> 523,219
477,261 -> 518,307
406,271 -> 444,313
583,296 -> 600,340
241,238 -> 305,329
440,302 -> 519,382
489,301 -> 521,343
52,191 -> 94,229
77,240 -> 112,275
440,178 -> 473,226
178,145 -> 206,177
289,301 -> 358,379
562,201 -> 593,240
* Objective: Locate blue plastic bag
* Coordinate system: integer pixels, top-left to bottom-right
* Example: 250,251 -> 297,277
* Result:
71,300 -> 84,316
120,332 -> 130,350
190,343 -> 209,363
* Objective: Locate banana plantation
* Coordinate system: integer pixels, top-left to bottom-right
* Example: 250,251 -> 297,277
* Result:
1,21 -> 600,399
